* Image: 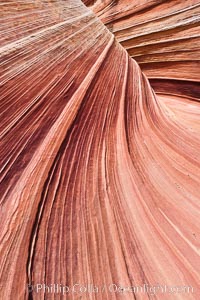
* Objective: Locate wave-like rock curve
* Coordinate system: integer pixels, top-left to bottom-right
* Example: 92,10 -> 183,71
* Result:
0,0 -> 200,299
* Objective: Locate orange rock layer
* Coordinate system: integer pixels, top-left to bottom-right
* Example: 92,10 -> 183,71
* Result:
0,0 -> 200,299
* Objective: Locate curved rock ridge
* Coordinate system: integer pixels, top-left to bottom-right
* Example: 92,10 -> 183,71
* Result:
0,0 -> 200,299
85,0 -> 200,99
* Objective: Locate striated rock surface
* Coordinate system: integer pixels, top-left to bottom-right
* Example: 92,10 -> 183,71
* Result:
0,0 -> 200,299
85,0 -> 200,98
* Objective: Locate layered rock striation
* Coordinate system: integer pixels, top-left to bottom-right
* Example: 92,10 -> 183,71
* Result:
0,0 -> 200,299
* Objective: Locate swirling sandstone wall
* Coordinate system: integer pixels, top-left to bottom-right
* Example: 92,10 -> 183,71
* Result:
0,0 -> 200,299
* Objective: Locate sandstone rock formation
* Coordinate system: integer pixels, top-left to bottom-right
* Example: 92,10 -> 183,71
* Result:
0,0 -> 200,299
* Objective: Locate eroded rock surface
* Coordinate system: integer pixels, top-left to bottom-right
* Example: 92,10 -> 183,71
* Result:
0,1 -> 200,299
